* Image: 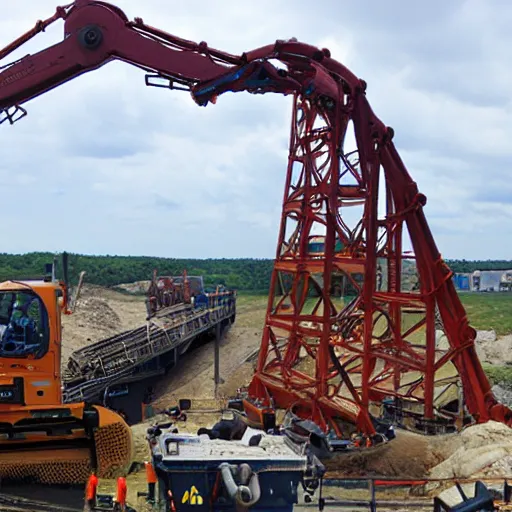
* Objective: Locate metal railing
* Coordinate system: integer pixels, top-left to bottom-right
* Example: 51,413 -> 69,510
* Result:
299,476 -> 511,511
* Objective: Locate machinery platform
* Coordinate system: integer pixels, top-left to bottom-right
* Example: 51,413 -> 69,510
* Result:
62,292 -> 236,405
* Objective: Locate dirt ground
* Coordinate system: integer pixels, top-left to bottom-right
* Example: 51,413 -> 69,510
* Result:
152,326 -> 261,407
56,285 -> 512,510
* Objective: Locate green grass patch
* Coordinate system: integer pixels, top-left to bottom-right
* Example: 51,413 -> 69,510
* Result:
482,363 -> 512,388
235,291 -> 512,335
234,293 -> 268,328
459,292 -> 512,336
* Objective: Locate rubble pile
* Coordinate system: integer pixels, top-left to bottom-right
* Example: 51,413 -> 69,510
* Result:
475,329 -> 512,365
492,384 -> 512,408
74,297 -> 121,333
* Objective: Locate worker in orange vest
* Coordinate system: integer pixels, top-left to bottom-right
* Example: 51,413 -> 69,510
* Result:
84,471 -> 98,511
114,476 -> 127,512
144,460 -> 158,503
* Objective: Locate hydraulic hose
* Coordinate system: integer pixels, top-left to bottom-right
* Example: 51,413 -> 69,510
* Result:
218,462 -> 261,508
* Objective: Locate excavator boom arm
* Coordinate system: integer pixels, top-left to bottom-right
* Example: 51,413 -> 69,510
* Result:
0,0 -> 242,114
0,1 -> 359,122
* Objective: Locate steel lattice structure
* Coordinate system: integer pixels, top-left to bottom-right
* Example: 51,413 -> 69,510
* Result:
248,86 -> 512,436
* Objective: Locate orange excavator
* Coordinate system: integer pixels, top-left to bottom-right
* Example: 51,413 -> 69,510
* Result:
0,254 -> 132,484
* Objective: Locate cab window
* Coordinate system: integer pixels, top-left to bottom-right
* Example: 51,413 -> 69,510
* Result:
0,291 -> 49,359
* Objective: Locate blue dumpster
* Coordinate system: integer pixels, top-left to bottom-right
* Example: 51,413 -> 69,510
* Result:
453,274 -> 470,291
149,430 -> 309,511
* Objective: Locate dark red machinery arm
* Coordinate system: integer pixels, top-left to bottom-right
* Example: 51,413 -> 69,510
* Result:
0,1 -> 232,111
0,0 -> 315,122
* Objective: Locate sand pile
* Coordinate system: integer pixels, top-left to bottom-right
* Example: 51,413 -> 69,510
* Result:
428,421 -> 512,480
74,297 -> 121,332
325,429 -> 434,478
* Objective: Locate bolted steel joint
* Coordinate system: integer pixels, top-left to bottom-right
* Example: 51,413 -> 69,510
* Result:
78,25 -> 103,50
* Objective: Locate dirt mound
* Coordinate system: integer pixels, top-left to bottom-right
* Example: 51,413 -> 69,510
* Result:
323,421 -> 512,480
325,430 -> 434,478
75,297 -> 121,332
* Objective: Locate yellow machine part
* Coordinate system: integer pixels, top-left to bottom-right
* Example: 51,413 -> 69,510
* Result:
0,405 -> 133,485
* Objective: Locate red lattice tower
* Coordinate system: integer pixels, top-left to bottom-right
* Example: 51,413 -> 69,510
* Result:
247,86 -> 512,437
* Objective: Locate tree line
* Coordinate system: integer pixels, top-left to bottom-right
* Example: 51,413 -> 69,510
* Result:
444,259 -> 512,273
0,253 -> 510,292
0,252 -> 273,292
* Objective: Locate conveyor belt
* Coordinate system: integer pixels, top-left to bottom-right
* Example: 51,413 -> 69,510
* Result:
62,296 -> 236,403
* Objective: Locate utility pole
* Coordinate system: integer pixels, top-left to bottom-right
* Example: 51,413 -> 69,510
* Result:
214,322 -> 221,399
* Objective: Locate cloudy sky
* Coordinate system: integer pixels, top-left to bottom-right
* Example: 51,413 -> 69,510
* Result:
0,0 -> 510,260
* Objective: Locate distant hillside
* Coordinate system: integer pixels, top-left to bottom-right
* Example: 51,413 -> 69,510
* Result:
0,252 -> 510,292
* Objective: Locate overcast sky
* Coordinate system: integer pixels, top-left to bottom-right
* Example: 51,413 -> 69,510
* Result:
0,0 -> 510,260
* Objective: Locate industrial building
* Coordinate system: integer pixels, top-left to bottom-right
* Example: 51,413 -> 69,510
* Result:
452,269 -> 512,292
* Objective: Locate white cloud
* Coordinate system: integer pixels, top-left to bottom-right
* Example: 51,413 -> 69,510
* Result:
0,0 -> 510,260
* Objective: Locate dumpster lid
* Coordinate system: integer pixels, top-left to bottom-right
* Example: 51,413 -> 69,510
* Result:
152,429 -> 308,466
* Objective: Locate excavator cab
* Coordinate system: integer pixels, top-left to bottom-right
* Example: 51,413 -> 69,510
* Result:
0,257 -> 133,485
